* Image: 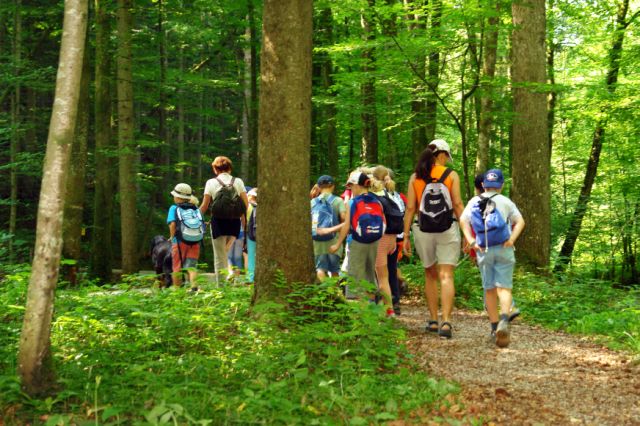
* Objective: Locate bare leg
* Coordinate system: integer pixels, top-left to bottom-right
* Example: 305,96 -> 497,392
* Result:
424,265 -> 439,321
316,269 -> 327,281
438,264 -> 456,323
497,288 -> 513,318
485,288 -> 499,323
375,264 -> 392,307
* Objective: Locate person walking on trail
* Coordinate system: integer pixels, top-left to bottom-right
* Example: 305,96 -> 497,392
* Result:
330,171 -> 392,316
245,187 -> 258,284
199,156 -> 248,284
370,166 -> 405,316
403,139 -> 465,338
311,175 -> 347,281
167,183 -> 204,291
460,169 -> 525,348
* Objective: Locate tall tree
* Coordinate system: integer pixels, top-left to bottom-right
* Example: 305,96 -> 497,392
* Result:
241,0 -> 258,184
9,0 -> 22,262
475,0 -> 500,175
510,0 -> 550,267
361,0 -> 378,164
404,0 -> 427,158
254,0 -> 314,303
424,0 -> 442,142
117,0 -> 138,274
319,7 -> 339,179
18,0 -> 88,395
554,0 -> 635,273
90,0 -> 114,281
62,35 -> 90,285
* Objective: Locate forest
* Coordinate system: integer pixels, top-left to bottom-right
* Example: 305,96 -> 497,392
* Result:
1,0 -> 639,424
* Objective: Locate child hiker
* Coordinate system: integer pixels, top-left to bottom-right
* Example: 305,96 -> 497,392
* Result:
460,169 -> 525,347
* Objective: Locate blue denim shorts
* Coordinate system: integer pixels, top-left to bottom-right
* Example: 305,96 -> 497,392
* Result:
315,253 -> 341,274
476,246 -> 515,290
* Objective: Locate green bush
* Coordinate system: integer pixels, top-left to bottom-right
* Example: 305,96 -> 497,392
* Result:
0,270 -> 457,424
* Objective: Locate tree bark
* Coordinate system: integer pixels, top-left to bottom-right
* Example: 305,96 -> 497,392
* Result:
90,0 -> 114,282
18,0 -> 88,396
62,35 -> 90,285
117,0 -> 138,274
241,0 -> 258,184
319,7 -> 339,179
404,0 -> 427,158
511,0 -> 550,268
554,0 -> 631,273
9,0 -> 22,263
254,0 -> 315,303
476,0 -> 499,175
361,0 -> 378,164
425,0 -> 442,142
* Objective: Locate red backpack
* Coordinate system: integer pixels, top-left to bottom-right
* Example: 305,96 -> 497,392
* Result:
350,193 -> 386,243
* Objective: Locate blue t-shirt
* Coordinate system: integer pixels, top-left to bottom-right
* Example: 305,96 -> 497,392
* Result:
167,205 -> 178,242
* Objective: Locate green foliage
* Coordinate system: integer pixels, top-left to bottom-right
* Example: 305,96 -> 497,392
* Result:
0,270 -> 458,424
402,261 -> 640,355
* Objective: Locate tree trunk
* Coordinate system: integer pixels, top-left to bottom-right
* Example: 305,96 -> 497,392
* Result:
9,0 -> 22,262
241,1 -> 258,184
254,0 -> 315,303
18,0 -> 88,396
510,0 -> 550,268
404,0 -> 427,158
476,0 -> 499,175
319,7 -> 339,179
177,46 -> 185,182
90,0 -> 114,282
425,0 -> 442,142
554,0 -> 631,273
360,0 -> 378,164
62,35 -> 90,286
547,0 -> 556,158
117,0 -> 138,274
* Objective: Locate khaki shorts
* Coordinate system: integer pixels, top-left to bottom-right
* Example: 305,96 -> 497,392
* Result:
412,222 -> 461,268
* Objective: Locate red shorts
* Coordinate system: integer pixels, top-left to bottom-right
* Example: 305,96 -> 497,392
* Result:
172,242 -> 200,272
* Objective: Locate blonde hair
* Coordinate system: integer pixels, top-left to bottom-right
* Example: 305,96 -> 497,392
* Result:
371,165 -> 396,192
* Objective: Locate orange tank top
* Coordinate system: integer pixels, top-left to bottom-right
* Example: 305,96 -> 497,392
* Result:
412,165 -> 454,209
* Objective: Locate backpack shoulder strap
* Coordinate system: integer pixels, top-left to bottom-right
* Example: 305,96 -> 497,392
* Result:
216,176 -> 233,187
437,168 -> 453,184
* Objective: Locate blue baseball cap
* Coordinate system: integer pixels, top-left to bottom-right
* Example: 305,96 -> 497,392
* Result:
483,169 -> 504,189
317,175 -> 335,186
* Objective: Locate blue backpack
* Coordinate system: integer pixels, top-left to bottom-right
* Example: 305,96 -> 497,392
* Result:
350,194 -> 386,244
176,203 -> 205,244
470,194 -> 510,249
311,195 -> 339,241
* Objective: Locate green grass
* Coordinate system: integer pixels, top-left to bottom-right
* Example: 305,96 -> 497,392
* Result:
402,259 -> 640,355
0,266 -> 457,425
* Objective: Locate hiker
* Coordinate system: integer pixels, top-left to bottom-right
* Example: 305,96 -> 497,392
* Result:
246,187 -> 258,283
372,165 -> 406,315
311,175 -> 347,281
460,169 -> 525,347
199,156 -> 248,284
167,183 -> 204,291
330,171 -> 391,316
403,139 -> 465,338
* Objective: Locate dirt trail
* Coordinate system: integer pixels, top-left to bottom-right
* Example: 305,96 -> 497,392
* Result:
398,303 -> 640,425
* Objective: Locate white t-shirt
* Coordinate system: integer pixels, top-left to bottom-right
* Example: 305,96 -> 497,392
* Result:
203,173 -> 246,199
461,191 -> 522,230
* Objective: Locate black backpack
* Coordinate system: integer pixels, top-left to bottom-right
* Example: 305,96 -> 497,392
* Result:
247,205 -> 257,241
377,190 -> 404,235
418,168 -> 454,233
210,177 -> 246,219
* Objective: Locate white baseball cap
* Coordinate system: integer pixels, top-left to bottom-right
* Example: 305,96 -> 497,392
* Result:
429,139 -> 453,162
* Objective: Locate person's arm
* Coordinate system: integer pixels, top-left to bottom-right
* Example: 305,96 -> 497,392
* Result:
316,222 -> 346,236
448,171 -> 465,221
329,202 -> 351,254
240,191 -> 249,229
459,213 -> 480,253
169,221 -> 176,240
200,193 -> 211,216
504,215 -> 525,248
403,175 -> 417,256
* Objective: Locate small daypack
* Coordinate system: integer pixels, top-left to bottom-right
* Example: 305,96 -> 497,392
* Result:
418,168 -> 454,233
247,205 -> 257,241
377,190 -> 404,235
350,193 -> 386,243
311,194 -> 339,241
210,177 -> 246,219
176,203 -> 205,244
470,194 -> 510,248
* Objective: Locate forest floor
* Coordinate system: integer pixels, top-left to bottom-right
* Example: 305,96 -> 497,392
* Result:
396,301 -> 640,425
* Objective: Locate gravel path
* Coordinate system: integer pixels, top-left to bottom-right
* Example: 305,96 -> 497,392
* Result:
398,302 -> 640,425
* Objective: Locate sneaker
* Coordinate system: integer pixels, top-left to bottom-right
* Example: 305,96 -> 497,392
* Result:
496,319 -> 510,348
393,302 -> 401,316
508,308 -> 521,322
386,308 -> 396,318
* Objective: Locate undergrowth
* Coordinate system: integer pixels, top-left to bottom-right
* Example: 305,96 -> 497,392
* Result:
0,266 -> 457,425
402,259 -> 640,355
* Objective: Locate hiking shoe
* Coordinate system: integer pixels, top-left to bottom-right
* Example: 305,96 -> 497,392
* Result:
189,286 -> 199,293
496,319 -> 510,348
393,303 -> 401,316
508,308 -> 521,322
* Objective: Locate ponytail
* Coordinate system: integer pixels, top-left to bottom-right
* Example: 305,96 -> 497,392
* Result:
415,148 -> 435,181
